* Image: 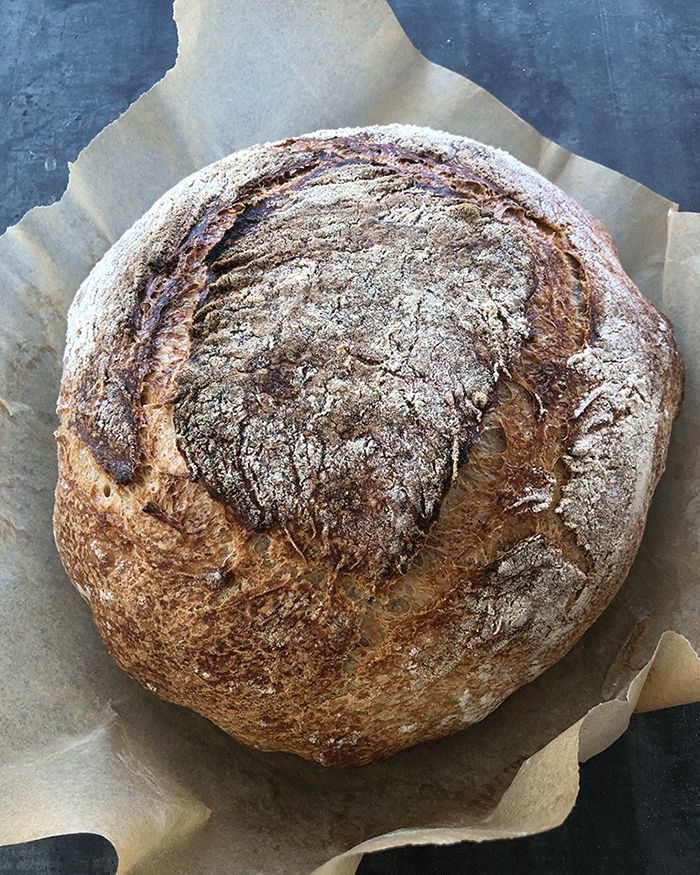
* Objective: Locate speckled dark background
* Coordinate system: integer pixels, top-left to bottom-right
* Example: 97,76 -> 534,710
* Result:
1,1 -> 698,873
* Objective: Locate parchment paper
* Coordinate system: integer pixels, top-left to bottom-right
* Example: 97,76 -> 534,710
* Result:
0,2 -> 698,873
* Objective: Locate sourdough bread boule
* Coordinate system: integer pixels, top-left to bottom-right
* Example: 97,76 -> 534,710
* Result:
53,125 -> 683,766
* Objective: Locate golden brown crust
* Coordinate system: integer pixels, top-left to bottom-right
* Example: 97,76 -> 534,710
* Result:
54,125 -> 684,766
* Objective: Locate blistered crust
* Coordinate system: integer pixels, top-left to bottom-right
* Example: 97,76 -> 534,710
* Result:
55,125 -> 683,766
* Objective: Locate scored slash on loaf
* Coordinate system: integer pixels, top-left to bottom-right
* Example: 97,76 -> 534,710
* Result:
53,125 -> 683,766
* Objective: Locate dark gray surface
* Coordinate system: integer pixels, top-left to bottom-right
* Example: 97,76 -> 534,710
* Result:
1,0 -> 698,873
0,0 -> 177,234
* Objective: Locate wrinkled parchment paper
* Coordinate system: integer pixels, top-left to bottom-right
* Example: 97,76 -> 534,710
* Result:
0,1 -> 698,872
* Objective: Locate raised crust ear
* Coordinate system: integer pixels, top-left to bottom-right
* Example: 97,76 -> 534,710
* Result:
54,125 -> 683,766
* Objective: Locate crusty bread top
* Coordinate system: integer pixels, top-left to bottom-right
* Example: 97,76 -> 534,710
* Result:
59,125 -> 681,581
55,126 -> 683,764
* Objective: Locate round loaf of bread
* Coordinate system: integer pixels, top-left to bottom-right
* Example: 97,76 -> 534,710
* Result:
54,125 -> 683,766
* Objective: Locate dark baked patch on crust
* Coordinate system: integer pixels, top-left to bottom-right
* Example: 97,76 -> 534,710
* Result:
62,198 -> 232,483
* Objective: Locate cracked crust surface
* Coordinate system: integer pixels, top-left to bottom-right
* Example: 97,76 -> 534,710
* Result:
54,125 -> 683,766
